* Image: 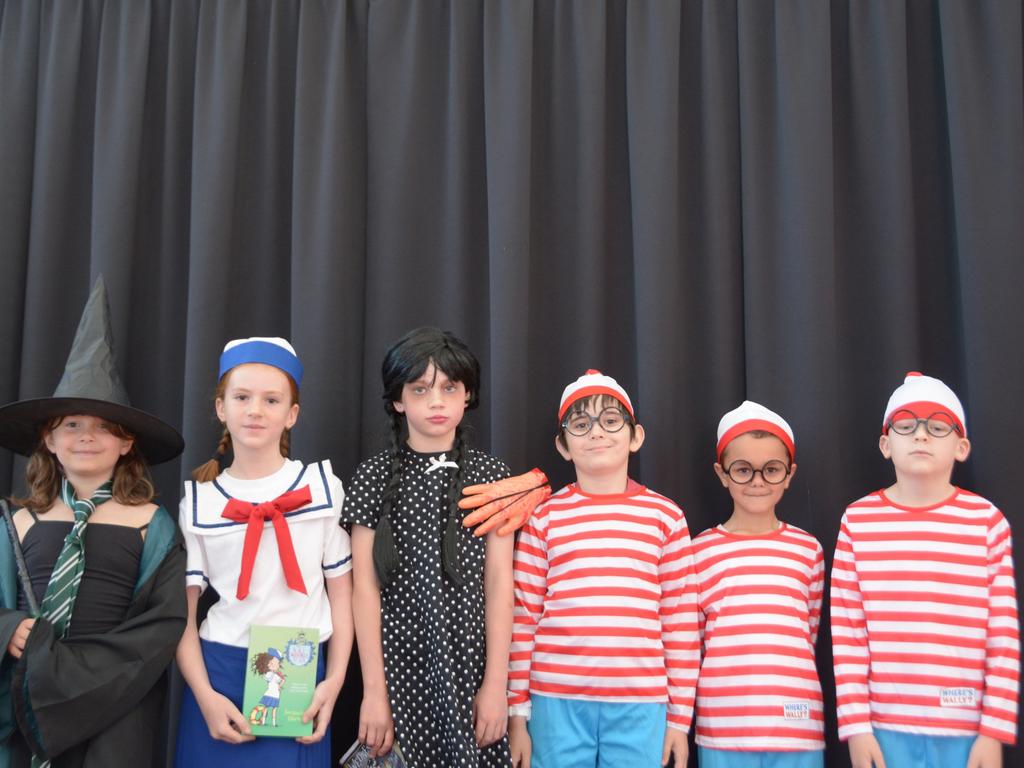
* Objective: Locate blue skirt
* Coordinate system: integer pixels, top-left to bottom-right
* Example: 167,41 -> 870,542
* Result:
175,639 -> 331,768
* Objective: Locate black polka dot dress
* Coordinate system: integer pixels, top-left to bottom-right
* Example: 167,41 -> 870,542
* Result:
344,447 -> 512,768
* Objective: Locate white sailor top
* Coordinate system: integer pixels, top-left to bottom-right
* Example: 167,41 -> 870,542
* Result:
179,458 -> 352,648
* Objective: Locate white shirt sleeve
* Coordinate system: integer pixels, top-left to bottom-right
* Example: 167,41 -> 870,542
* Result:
179,492 -> 210,593
322,472 -> 352,578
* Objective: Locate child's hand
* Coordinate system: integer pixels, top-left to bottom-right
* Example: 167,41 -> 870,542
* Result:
5,618 -> 34,659
508,715 -> 531,768
296,677 -> 343,745
472,681 -> 508,748
967,734 -> 1002,768
196,688 -> 255,744
848,732 -> 886,767
661,726 -> 688,767
358,691 -> 395,758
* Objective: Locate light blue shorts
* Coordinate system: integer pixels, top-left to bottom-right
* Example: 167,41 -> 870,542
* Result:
528,695 -> 668,768
697,746 -> 824,767
873,728 -> 976,768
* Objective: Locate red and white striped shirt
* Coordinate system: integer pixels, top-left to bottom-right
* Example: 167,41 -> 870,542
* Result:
831,488 -> 1019,744
693,523 -> 825,751
508,480 -> 700,731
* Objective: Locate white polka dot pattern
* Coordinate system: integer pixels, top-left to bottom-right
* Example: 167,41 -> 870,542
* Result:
345,447 -> 513,767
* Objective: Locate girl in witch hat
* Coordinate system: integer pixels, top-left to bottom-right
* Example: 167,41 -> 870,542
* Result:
0,277 -> 187,768
173,337 -> 353,768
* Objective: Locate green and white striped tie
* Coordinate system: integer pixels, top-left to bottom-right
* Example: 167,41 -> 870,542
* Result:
31,477 -> 112,768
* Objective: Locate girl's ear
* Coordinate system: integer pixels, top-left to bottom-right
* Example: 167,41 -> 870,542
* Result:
286,403 -> 300,429
393,400 -> 406,413
215,397 -> 226,423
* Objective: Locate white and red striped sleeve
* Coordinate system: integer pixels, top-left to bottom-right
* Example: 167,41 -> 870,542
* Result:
659,508 -> 699,731
808,540 -> 825,646
979,508 -> 1019,744
508,502 -> 550,718
830,512 -> 873,740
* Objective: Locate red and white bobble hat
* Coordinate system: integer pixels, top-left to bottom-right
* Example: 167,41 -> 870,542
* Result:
558,369 -> 634,421
882,371 -> 966,436
716,400 -> 795,462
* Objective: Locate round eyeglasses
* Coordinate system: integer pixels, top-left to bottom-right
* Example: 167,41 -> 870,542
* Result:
723,459 -> 791,485
887,409 -> 962,438
562,407 -> 628,437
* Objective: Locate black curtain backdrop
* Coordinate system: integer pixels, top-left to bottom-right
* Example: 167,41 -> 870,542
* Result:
1,1 -> 1022,765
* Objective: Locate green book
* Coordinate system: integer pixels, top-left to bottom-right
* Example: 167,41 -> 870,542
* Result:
242,625 -> 320,738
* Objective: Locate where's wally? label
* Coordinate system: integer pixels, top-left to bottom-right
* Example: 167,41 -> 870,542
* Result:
783,702 -> 811,720
940,688 -> 978,708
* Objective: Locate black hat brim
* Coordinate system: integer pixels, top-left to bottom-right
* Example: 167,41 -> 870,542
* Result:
0,397 -> 184,465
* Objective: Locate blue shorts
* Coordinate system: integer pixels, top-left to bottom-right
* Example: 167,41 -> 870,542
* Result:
873,728 -> 975,768
528,695 -> 668,768
697,746 -> 824,767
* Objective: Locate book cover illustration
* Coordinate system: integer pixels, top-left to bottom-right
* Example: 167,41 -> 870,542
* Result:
339,740 -> 408,768
242,625 -> 320,738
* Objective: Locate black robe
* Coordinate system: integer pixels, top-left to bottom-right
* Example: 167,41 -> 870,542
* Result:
0,506 -> 186,768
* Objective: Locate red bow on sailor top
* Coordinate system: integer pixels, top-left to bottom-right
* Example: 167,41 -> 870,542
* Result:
220,485 -> 312,600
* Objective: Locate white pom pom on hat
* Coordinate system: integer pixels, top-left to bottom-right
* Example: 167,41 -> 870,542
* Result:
882,371 -> 966,436
716,400 -> 795,462
558,369 -> 634,421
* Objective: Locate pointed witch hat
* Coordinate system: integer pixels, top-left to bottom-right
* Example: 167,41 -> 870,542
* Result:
0,277 -> 184,464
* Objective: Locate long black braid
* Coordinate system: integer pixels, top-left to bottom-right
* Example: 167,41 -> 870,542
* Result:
372,326 -> 481,588
440,426 -> 469,586
372,409 -> 407,586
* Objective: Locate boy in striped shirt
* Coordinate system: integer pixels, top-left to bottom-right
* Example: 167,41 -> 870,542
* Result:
693,401 -> 826,767
507,370 -> 699,767
831,372 -> 1019,768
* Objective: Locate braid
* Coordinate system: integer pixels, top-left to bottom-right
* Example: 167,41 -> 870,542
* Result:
279,428 -> 291,458
441,426 -> 468,585
372,409 -> 406,587
191,427 -> 232,482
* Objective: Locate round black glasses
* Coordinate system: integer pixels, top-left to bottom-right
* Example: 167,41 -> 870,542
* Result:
723,459 -> 791,485
887,410 -> 962,438
562,407 -> 628,437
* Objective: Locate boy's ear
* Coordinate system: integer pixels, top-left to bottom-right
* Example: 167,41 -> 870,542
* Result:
629,424 -> 646,453
554,434 -> 572,461
713,462 -> 730,488
784,461 -> 797,488
955,437 -> 971,462
878,433 -> 892,459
